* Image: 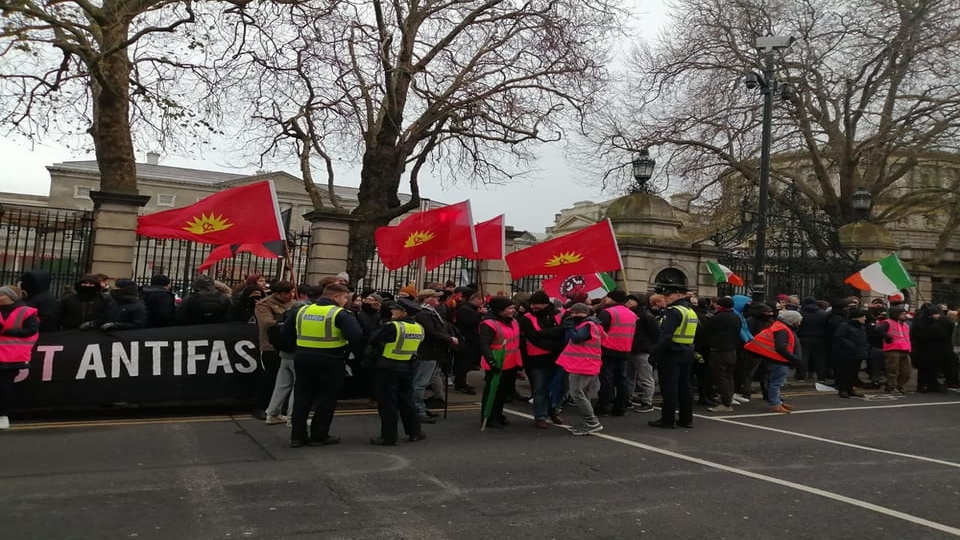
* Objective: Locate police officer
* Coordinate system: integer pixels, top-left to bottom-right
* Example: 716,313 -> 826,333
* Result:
282,282 -> 364,448
368,298 -> 428,446
648,281 -> 699,429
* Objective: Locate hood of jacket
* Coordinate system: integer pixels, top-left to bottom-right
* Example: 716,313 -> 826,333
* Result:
75,274 -> 102,292
192,275 -> 216,292
20,270 -> 52,295
732,295 -> 751,314
110,283 -> 141,303
800,303 -> 822,315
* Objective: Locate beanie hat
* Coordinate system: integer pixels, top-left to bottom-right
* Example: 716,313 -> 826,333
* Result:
778,310 -> 802,326
528,291 -> 551,305
569,302 -> 591,314
150,274 -> 171,287
0,285 -> 20,302
802,296 -> 817,305
489,297 -> 515,314
715,297 -> 734,309
115,279 -> 138,289
606,289 -> 628,303
336,272 -> 350,282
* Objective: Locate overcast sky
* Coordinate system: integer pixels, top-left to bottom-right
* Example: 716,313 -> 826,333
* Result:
0,0 -> 669,233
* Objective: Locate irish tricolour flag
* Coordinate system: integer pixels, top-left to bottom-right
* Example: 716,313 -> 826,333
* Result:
844,254 -> 915,296
706,260 -> 745,286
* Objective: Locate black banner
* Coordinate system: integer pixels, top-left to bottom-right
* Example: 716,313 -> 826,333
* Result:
13,323 -> 263,409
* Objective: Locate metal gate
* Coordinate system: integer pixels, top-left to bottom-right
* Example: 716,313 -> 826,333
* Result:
354,240 -> 479,294
0,204 -> 94,295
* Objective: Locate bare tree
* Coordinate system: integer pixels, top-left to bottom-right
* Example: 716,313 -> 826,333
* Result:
236,0 -> 623,282
588,0 -> 960,259
0,0 -> 235,194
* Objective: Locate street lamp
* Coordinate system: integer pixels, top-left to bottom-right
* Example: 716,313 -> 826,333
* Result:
744,35 -> 794,303
632,148 -> 655,192
852,187 -> 873,221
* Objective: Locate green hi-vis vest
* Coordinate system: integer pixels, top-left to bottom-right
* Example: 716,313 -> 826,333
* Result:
382,321 -> 426,361
295,304 -> 348,349
669,305 -> 699,345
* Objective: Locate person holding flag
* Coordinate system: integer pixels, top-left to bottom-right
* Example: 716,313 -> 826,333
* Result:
479,297 -> 522,430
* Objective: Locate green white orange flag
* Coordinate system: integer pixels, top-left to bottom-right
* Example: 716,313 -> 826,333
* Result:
844,254 -> 915,295
706,260 -> 744,286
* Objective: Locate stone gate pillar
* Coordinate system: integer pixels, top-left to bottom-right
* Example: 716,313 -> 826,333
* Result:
89,190 -> 151,281
303,209 -> 355,285
477,227 -> 525,295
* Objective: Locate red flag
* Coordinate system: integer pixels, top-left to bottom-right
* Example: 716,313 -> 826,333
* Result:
136,181 -> 284,245
198,241 -> 286,272
424,215 -> 505,271
375,201 -> 475,270
506,220 -> 622,280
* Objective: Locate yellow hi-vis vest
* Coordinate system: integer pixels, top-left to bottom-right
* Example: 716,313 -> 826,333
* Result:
295,304 -> 348,349
669,305 -> 699,345
382,321 -> 426,361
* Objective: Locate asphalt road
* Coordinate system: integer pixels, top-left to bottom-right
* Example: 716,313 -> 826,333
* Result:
3,390 -> 960,540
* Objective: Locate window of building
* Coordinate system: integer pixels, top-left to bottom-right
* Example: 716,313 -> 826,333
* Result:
156,194 -> 176,207
74,186 -> 92,199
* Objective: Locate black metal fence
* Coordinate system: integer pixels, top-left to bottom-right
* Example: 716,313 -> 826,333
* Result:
0,204 -> 94,295
132,230 -> 312,296
355,241 -> 479,294
511,275 -> 548,294
931,280 -> 960,309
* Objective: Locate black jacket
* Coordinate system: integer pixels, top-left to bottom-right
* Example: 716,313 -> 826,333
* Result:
280,298 -> 365,361
357,306 -> 384,338
177,276 -> 232,326
797,304 -> 830,340
518,307 -> 565,369
141,285 -> 176,328
697,308 -> 742,352
455,303 -> 484,345
104,285 -> 148,330
19,270 -> 61,332
367,317 -> 419,371
60,276 -> 115,330
833,319 -> 869,360
414,306 -> 454,363
911,315 -> 954,366
654,299 -> 697,361
631,307 -> 661,354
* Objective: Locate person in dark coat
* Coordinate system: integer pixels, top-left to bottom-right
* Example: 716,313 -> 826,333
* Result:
452,292 -> 485,394
832,309 -> 869,398
141,274 -> 176,328
60,274 -> 115,330
698,296 -> 743,412
101,279 -> 148,330
797,297 -> 830,382
233,274 -> 268,323
911,304 -> 955,392
412,289 -> 457,422
18,270 -> 61,332
737,303 -> 775,402
628,294 -> 661,413
177,275 -> 232,326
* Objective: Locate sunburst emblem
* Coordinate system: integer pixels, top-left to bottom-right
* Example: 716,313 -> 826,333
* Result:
545,251 -> 584,267
183,213 -> 234,234
404,230 -> 436,248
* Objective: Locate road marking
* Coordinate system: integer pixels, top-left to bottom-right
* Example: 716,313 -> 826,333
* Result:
712,400 -> 960,419
11,405 -> 480,430
503,408 -> 960,537
696,415 -> 960,469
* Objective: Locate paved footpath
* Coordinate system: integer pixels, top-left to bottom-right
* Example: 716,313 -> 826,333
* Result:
2,389 -> 960,540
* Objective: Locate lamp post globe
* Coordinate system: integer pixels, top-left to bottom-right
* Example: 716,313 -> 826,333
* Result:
632,148 -> 655,184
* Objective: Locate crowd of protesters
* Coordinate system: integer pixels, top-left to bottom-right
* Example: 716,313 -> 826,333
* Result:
1,267 -> 959,439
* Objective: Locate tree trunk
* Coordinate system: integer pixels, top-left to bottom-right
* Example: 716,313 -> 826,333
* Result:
347,146 -> 412,286
89,20 -> 138,194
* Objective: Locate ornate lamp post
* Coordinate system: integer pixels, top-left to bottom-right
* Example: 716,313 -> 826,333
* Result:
631,148 -> 655,192
852,187 -> 873,221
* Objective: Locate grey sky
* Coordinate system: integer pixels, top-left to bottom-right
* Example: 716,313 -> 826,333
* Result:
0,0 -> 669,233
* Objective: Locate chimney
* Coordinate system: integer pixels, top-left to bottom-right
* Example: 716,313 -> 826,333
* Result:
146,151 -> 160,165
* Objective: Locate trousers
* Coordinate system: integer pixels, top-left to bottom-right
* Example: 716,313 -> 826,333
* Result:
291,356 -> 345,443
708,350 -> 737,407
375,368 -> 421,443
413,360 -> 438,414
626,353 -> 655,405
480,368 -> 517,423
597,353 -> 630,413
255,350 -> 280,412
883,350 -> 911,389
567,372 -> 600,425
0,369 -> 17,416
265,355 -> 295,417
658,355 -> 693,426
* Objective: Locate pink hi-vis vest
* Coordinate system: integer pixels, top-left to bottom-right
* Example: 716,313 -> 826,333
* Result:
0,305 -> 38,364
481,318 -> 522,370
882,320 -> 911,352
557,319 -> 604,376
603,304 -> 637,352
523,312 -> 562,356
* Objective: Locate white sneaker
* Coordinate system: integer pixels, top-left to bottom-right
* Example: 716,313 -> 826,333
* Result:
707,405 -> 735,413
732,394 -> 750,404
265,414 -> 288,425
0,416 -> 9,430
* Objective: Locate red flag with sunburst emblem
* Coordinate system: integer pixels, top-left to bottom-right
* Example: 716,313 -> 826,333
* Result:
375,201 -> 475,270
136,181 -> 284,245
506,219 -> 622,280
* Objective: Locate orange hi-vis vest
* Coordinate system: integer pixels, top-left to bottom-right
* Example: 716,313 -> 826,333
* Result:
523,311 -> 562,356
603,304 -> 637,352
882,320 -> 911,352
743,321 -> 795,363
481,318 -> 522,370
0,305 -> 38,365
556,319 -> 605,376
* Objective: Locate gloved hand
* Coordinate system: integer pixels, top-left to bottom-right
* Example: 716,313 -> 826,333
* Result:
486,362 -> 502,373
78,321 -> 97,331
100,323 -> 118,331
